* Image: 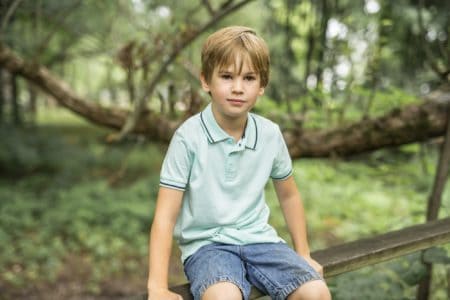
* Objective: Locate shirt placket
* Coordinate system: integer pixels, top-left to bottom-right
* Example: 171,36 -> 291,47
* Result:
224,138 -> 246,181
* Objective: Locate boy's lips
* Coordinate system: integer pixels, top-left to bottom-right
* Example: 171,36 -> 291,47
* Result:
227,98 -> 246,104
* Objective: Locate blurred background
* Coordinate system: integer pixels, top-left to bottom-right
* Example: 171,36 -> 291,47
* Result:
0,0 -> 449,299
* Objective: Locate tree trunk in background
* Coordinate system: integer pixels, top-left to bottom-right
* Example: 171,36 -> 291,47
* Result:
283,0 -> 295,114
416,105 -> 450,300
168,83 -> 176,118
0,68 -> 4,123
10,73 -> 21,125
315,0 -> 330,89
27,82 -> 37,123
1,42 -> 450,158
363,1 -> 391,119
304,28 -> 315,91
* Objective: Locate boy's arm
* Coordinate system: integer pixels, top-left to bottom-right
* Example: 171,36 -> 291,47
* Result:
147,187 -> 184,300
273,176 -> 323,276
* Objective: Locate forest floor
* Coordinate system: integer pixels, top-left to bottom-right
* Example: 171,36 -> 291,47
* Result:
1,248 -> 186,300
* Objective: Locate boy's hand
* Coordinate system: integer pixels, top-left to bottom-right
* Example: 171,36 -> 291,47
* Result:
303,256 -> 324,277
147,287 -> 183,300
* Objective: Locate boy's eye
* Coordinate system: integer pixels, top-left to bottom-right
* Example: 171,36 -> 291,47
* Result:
244,75 -> 256,81
220,74 -> 232,80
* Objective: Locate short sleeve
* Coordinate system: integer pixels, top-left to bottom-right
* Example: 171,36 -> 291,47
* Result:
160,131 -> 192,191
270,126 -> 293,181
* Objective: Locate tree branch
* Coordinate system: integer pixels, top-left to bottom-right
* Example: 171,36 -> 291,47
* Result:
202,0 -> 215,16
0,0 -> 23,37
110,0 -> 255,142
34,0 -> 83,61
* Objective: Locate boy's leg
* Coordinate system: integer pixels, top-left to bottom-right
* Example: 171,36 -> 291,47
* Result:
287,280 -> 331,300
243,242 -> 330,300
202,282 -> 242,300
183,243 -> 251,300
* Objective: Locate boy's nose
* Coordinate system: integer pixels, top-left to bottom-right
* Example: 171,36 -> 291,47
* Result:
232,79 -> 243,93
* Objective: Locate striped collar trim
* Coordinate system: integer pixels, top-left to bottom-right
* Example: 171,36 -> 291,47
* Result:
199,104 -> 258,150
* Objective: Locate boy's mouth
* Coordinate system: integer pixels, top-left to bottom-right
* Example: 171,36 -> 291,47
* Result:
227,98 -> 246,104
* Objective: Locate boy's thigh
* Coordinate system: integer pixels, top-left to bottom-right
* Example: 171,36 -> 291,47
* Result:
243,243 -> 322,300
184,243 -> 251,300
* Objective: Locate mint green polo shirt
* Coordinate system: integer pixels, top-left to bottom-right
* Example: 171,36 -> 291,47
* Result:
160,103 -> 293,262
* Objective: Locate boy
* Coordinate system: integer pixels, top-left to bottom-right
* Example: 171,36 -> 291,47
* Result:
147,26 -> 331,300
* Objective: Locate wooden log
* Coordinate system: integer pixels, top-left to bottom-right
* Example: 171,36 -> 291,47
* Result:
139,218 -> 450,299
312,217 -> 450,277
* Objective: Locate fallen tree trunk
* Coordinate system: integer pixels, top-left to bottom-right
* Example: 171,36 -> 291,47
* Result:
0,43 -> 178,142
1,42 -> 449,157
285,88 -> 450,158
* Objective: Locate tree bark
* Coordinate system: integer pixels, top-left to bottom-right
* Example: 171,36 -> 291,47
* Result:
27,81 -> 37,123
1,42 -> 450,157
285,88 -> 450,158
10,72 -> 21,125
314,0 -> 330,88
0,68 -> 4,123
416,99 -> 450,300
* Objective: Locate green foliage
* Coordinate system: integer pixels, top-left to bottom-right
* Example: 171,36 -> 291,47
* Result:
423,247 -> 450,265
330,254 -> 424,300
0,125 -> 94,177
265,145 -> 450,299
328,248 -> 450,300
370,87 -> 420,116
0,116 -> 164,294
0,179 -> 157,288
2,109 -> 450,297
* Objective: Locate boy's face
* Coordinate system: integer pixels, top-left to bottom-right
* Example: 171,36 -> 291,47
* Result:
200,55 -> 265,122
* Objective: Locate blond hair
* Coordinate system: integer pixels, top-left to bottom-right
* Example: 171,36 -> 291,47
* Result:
201,26 -> 270,87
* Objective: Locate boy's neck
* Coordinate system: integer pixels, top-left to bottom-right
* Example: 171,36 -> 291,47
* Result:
211,106 -> 247,142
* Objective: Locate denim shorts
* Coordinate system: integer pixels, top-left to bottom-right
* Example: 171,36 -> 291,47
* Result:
183,242 -> 322,300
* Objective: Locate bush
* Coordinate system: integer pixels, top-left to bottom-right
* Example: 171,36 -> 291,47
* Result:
0,126 -> 94,178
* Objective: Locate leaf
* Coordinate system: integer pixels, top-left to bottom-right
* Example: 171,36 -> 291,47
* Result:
423,247 -> 450,265
401,260 -> 427,286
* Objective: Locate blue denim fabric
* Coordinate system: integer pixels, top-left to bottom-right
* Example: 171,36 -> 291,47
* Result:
183,242 -> 322,300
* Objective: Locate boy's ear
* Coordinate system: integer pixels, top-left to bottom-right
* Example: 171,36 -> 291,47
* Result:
200,73 -> 210,92
258,86 -> 265,96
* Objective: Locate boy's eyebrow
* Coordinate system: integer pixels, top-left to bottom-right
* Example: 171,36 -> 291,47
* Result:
217,70 -> 257,75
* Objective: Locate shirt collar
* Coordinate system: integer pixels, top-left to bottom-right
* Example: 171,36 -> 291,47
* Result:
200,103 -> 258,150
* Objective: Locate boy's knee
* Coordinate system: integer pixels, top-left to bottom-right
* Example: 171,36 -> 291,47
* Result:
288,280 -> 331,300
202,281 -> 242,300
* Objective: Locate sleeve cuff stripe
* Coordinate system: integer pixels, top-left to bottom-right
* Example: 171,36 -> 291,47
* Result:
160,181 -> 186,191
271,170 -> 293,181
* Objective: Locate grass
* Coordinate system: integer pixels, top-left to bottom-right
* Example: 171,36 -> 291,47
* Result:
0,107 -> 449,299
